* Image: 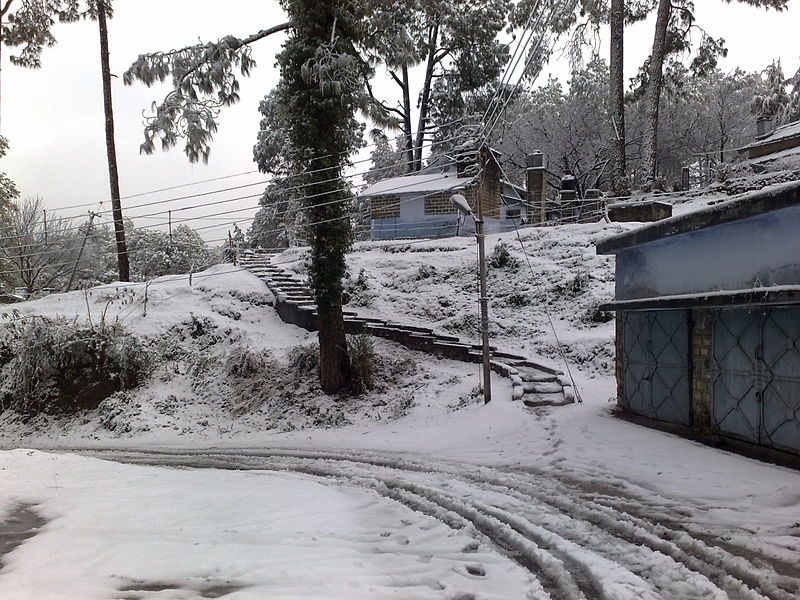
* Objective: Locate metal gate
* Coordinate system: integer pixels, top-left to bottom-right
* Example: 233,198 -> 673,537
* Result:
622,310 -> 691,426
713,307 -> 800,454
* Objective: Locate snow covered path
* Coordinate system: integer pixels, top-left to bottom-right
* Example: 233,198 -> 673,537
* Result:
70,447 -> 800,600
0,450 -> 533,600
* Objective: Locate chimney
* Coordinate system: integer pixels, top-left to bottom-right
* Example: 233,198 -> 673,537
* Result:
559,175 -> 578,223
525,151 -> 546,223
756,114 -> 775,139
456,149 -> 476,178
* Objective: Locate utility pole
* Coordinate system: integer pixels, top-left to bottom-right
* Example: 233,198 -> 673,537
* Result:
97,2 -> 130,282
66,212 -> 97,292
475,200 -> 491,404
449,191 -> 492,405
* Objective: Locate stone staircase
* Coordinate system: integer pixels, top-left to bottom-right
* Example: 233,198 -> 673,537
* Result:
238,251 -> 573,406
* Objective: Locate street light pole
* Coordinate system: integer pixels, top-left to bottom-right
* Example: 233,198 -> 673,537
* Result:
475,213 -> 492,404
450,193 -> 492,404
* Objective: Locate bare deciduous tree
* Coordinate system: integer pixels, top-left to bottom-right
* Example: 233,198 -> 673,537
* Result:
0,197 -> 79,293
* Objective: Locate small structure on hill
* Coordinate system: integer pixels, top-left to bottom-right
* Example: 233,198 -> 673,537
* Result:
740,120 -> 800,161
360,148 -> 526,241
597,181 -> 800,456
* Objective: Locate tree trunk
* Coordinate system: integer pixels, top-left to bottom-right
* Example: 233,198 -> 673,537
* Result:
609,0 -> 626,187
643,0 -> 671,186
0,0 -> 11,134
280,0 -> 354,394
413,23 -> 439,172
308,157 -> 352,394
97,2 -> 130,282
401,64 -> 414,172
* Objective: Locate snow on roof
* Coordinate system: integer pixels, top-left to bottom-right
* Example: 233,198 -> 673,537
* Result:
597,179 -> 800,254
745,120 -> 800,149
360,173 -> 474,197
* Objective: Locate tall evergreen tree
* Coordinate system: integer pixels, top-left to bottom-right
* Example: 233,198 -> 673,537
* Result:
93,0 -> 128,281
608,0 -> 625,191
364,0 -> 511,172
0,1 -> 81,131
751,59 -> 790,122
640,0 -> 788,184
276,0 -> 367,393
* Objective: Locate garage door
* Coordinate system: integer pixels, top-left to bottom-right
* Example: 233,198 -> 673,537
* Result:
622,310 -> 691,426
712,307 -> 800,454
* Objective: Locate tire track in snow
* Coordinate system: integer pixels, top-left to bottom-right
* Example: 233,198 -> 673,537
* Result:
80,447 -> 799,600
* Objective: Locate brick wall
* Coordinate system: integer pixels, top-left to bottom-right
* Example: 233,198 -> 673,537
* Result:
370,196 -> 400,219
478,150 -> 502,218
424,191 -> 458,215
423,187 -> 479,215
690,309 -> 713,432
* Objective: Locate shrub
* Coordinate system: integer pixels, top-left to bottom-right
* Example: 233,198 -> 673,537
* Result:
288,343 -> 319,375
488,241 -> 519,270
347,333 -> 375,394
415,264 -> 436,280
0,316 -> 154,415
225,345 -> 272,378
552,272 -> 588,298
343,268 -> 375,307
583,303 -> 614,325
506,291 -> 531,307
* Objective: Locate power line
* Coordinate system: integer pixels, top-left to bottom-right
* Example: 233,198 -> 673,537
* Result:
0,165 -> 471,268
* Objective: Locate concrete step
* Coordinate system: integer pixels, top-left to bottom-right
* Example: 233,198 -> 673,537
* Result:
518,372 -> 559,383
522,392 -> 570,408
510,359 -> 562,376
386,324 -> 433,335
522,381 -> 563,394
432,334 -> 460,343
492,350 -> 527,361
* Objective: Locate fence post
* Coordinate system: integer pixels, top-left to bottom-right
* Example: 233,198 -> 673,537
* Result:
525,151 -> 546,224
681,166 -> 690,191
559,175 -> 577,223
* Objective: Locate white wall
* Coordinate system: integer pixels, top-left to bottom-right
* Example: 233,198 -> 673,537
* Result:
616,205 -> 800,300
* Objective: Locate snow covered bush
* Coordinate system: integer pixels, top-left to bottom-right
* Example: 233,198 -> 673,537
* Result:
127,225 -> 219,280
225,345 -> 273,378
488,241 -> 519,270
347,333 -> 375,394
289,343 -> 319,375
0,316 -> 154,415
343,268 -> 375,307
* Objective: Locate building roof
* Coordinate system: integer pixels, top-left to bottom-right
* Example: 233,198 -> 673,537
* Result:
741,120 -> 800,153
596,180 -> 800,254
360,173 -> 475,197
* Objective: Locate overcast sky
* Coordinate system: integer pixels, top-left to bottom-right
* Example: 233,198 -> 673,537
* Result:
1,0 -> 797,242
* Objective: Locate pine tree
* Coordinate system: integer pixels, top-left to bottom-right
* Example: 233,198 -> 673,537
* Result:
785,63 -> 800,124
0,1 -> 81,131
277,0 -> 369,393
641,0 -> 788,184
94,0 -> 129,281
751,60 -> 790,121
364,0 -> 511,172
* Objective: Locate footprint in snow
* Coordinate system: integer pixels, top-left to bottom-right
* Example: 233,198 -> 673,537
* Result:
464,564 -> 486,577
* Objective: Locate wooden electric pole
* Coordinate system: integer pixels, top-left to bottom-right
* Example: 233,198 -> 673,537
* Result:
98,2 -> 130,282
66,212 -> 97,292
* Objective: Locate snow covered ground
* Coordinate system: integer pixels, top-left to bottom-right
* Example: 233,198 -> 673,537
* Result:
1,207 -> 800,599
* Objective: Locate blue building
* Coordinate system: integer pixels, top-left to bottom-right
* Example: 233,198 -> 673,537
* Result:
360,152 -> 527,241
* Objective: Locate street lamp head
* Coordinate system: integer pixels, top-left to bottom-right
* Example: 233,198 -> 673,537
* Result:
449,193 -> 474,217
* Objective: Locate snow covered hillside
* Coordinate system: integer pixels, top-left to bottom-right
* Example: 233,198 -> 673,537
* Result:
1,212 -> 799,600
